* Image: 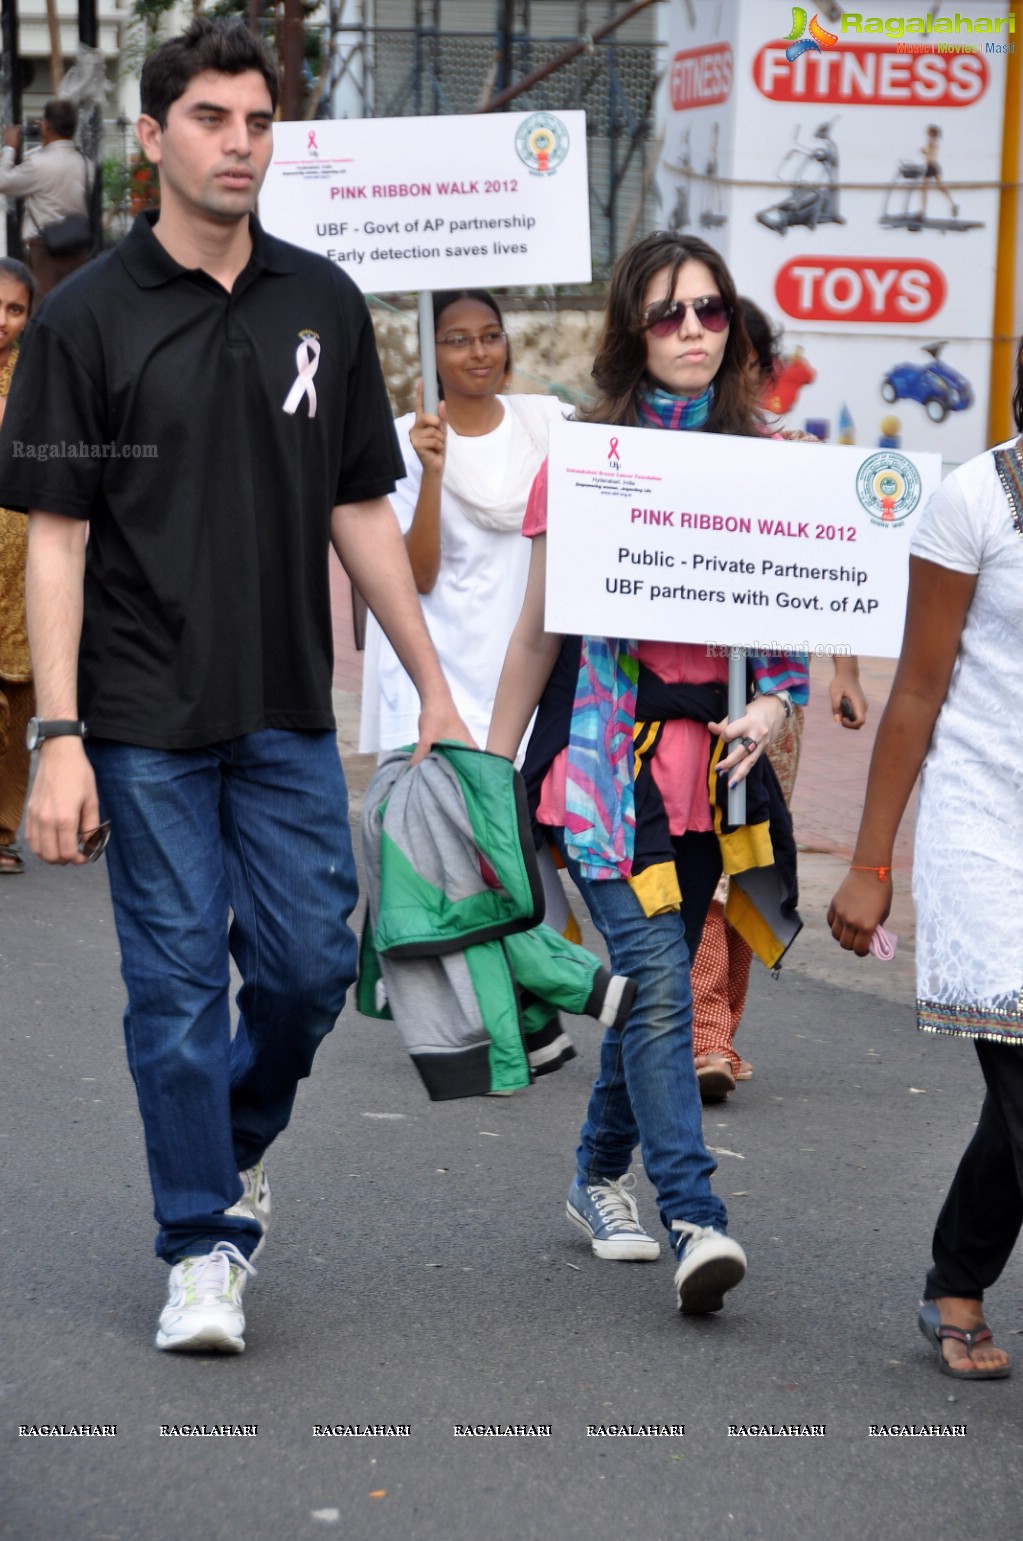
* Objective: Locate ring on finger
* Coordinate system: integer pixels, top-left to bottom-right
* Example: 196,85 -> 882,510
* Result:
740,735 -> 758,755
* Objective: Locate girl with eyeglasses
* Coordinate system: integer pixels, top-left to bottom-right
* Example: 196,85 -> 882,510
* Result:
488,232 -> 807,1317
359,288 -> 566,760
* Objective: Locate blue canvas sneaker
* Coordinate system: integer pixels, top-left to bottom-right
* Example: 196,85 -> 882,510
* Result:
671,1221 -> 746,1314
566,1173 -> 661,1261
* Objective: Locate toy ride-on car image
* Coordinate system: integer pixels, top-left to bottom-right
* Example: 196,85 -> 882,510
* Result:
880,343 -> 973,424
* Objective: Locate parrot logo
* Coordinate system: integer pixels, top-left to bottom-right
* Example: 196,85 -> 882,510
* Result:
783,7 -> 839,62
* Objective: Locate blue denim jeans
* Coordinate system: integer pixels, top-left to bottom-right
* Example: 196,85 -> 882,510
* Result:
557,833 -> 727,1235
88,730 -> 358,1264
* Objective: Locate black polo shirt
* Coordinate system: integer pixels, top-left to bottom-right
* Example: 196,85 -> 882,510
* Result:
0,212 -> 403,749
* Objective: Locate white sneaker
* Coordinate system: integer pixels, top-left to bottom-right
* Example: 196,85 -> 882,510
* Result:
671,1221 -> 746,1314
156,1241 -> 256,1353
226,1158 -> 271,1258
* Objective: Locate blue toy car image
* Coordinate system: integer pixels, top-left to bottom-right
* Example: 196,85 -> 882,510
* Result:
880,344 -> 973,423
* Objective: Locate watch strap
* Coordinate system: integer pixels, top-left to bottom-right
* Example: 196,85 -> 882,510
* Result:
26,718 -> 88,748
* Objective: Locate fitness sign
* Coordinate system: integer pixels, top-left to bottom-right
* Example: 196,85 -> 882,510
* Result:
543,419 -> 940,657
259,111 -> 591,294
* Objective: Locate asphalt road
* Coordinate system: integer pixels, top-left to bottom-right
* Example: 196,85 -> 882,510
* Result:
2,783 -> 1021,1541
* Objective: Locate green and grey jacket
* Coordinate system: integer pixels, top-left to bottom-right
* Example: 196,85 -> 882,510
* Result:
359,745 -> 620,1099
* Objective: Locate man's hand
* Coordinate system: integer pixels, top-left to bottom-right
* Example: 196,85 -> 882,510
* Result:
3,126 -> 21,151
410,694 -> 477,765
26,738 -> 101,864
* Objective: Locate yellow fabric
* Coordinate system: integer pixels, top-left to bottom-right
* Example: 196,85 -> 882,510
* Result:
627,859 -> 682,917
724,880 -> 786,971
707,735 -> 775,873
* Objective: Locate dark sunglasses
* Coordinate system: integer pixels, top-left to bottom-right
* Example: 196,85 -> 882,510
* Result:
77,821 -> 111,863
642,295 -> 732,337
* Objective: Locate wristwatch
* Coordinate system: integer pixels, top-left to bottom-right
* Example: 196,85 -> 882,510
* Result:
25,718 -> 88,751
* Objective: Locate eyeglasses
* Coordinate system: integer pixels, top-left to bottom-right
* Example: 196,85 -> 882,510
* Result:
77,821 -> 111,863
435,330 -> 507,350
642,296 -> 732,337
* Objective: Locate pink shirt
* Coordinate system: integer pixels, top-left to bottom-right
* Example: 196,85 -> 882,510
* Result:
523,461 -> 727,835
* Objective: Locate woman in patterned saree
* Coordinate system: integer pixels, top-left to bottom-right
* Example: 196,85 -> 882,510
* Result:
828,342 -> 1023,1381
0,257 -> 35,873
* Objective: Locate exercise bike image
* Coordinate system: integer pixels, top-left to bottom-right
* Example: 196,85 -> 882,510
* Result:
880,127 -> 983,233
699,121 -> 726,229
664,127 -> 693,232
880,342 -> 973,424
756,119 -> 845,234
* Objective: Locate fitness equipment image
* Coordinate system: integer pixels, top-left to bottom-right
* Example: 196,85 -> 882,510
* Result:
664,126 -> 693,231
699,122 -> 726,229
756,119 -> 845,235
880,124 -> 983,233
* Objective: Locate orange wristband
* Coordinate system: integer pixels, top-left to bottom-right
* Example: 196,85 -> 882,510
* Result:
850,865 -> 891,881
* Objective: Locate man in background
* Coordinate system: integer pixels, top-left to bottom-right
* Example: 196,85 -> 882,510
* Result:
0,99 -> 91,298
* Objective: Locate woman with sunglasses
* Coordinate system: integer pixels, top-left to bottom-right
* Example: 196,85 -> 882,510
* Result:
360,288 -> 565,760
0,257 -> 35,874
688,296 -> 868,1102
488,232 -> 807,1316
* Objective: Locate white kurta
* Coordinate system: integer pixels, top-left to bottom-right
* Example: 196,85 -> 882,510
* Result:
910,438 -> 1023,1043
359,394 -> 565,757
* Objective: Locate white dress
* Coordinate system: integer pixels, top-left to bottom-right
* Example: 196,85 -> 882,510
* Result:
359,394 -> 566,757
910,438 -> 1023,1043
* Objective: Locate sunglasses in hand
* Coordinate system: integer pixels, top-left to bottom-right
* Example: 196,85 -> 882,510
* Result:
77,821 -> 112,863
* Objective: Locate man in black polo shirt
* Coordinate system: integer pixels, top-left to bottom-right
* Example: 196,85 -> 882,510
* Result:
0,18 -> 470,1354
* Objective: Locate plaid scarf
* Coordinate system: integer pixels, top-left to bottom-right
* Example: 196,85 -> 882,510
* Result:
637,380 -> 714,431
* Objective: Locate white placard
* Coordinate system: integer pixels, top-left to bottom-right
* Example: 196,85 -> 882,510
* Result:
259,112 -> 591,293
544,419 -> 942,657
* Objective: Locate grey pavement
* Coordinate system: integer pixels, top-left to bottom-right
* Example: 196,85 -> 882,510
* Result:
2,705 -> 1021,1541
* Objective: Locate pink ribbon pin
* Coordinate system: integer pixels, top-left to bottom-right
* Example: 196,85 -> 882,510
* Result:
282,338 -> 321,419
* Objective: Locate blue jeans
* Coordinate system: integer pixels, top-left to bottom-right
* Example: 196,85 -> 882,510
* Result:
558,834 -> 727,1235
89,730 -> 358,1264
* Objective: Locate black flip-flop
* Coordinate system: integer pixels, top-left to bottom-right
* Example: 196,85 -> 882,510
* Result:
918,1300 -> 1010,1380
0,844 -> 25,875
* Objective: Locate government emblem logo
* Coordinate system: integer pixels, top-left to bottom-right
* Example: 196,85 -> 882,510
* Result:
514,113 -> 570,176
855,450 -> 922,527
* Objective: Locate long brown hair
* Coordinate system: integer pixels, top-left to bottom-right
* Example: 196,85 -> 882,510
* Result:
581,232 -> 760,436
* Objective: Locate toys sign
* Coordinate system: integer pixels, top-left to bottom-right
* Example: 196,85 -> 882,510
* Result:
774,258 -> 946,323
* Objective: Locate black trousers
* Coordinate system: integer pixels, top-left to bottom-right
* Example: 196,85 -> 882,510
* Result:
924,1039 -> 1023,1301
673,830 -> 723,963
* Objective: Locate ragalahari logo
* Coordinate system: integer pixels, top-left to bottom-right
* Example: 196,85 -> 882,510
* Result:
783,7 -> 839,62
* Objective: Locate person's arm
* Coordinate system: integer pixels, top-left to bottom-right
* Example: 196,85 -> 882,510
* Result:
0,132 -> 43,199
24,511 -> 100,863
828,556 -> 976,954
830,654 -> 868,728
331,495 -> 472,758
403,380 -> 447,594
487,534 -> 563,760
